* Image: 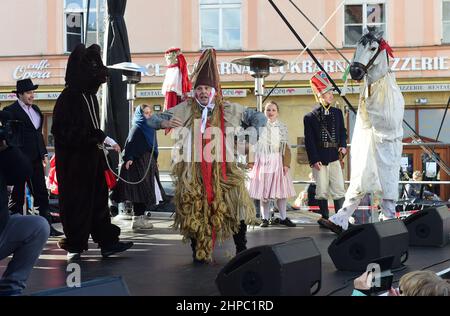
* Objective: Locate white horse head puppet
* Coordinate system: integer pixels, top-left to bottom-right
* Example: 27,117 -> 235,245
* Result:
350,27 -> 394,85
339,27 -> 404,218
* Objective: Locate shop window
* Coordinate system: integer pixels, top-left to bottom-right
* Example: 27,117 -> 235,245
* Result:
64,0 -> 106,53
403,109 -> 416,138
443,0 -> 450,43
344,1 -> 386,46
43,114 -> 54,149
418,109 -> 450,142
200,0 -> 242,50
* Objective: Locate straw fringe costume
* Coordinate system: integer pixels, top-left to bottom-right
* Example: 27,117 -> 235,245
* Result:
148,49 -> 266,262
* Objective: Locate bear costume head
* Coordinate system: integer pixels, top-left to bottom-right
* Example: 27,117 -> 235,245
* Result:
65,44 -> 108,94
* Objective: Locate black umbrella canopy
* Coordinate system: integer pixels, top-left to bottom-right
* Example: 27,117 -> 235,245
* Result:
104,0 -> 131,153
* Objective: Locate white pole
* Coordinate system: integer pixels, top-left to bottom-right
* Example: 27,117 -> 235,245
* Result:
96,0 -> 100,45
100,0 -> 108,130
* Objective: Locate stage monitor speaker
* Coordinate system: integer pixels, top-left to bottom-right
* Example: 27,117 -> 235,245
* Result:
328,220 -> 409,272
216,237 -> 321,296
31,276 -> 130,296
403,206 -> 450,247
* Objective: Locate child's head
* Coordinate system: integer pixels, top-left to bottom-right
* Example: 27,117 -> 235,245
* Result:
264,101 -> 279,122
399,270 -> 450,296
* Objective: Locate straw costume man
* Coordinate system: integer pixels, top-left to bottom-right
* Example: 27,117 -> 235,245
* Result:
148,49 -> 266,263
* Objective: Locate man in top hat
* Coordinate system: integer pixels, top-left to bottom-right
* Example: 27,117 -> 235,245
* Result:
303,71 -> 347,226
3,79 -> 63,236
148,48 -> 267,264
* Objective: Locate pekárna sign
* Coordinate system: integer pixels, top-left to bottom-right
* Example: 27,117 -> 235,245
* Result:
0,92 -> 61,101
1,84 -> 449,102
137,89 -> 247,98
260,83 -> 450,96
1,84 -> 449,101
0,89 -> 248,101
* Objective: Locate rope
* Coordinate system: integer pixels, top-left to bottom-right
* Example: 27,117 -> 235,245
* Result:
82,93 -> 155,185
263,0 -> 345,103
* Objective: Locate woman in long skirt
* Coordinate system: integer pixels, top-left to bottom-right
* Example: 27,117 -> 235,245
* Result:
112,104 -> 166,230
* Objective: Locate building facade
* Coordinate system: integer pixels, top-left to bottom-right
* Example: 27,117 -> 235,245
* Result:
1,0 -> 449,200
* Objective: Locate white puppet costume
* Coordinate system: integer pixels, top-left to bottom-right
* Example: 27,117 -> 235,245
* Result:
324,30 -> 405,232
329,72 -> 404,230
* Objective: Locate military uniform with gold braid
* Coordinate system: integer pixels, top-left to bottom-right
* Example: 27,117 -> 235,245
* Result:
303,71 -> 347,221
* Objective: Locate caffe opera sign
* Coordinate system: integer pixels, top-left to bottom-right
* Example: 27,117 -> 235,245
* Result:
12,59 -> 51,80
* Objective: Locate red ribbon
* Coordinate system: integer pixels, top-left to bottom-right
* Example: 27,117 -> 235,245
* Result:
178,54 -> 192,94
220,106 -> 227,182
199,106 -> 227,253
379,39 -> 394,58
201,122 -> 214,205
200,106 -> 228,205
200,119 -> 216,250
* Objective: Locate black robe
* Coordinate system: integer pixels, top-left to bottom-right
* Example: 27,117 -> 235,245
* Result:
51,44 -> 120,253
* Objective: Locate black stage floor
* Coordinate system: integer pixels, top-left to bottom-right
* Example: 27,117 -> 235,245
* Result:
3,218 -> 450,296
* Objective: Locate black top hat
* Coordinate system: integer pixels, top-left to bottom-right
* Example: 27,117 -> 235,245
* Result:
12,79 -> 39,94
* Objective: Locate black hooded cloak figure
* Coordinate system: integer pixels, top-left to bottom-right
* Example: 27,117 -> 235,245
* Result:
52,44 -> 132,256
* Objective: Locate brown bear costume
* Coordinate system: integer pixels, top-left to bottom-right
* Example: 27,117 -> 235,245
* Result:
52,44 -> 133,257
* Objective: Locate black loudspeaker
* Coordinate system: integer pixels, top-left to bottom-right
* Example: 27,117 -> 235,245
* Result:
216,237 -> 321,296
403,206 -> 450,247
31,277 -> 130,296
328,220 -> 409,272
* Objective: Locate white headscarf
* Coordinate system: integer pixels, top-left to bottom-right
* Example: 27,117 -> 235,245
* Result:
195,87 -> 216,134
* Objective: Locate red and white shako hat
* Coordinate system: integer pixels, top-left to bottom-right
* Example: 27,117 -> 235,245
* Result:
310,71 -> 334,97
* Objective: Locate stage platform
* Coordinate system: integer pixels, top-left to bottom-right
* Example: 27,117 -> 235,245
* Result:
2,212 -> 449,296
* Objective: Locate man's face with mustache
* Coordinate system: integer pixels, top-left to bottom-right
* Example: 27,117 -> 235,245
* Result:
195,85 -> 213,106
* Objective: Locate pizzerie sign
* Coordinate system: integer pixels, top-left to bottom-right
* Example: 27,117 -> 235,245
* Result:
13,60 -> 52,80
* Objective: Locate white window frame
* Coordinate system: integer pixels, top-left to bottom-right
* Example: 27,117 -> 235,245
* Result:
343,0 -> 387,47
63,0 -> 101,53
199,0 -> 242,50
443,0 -> 450,43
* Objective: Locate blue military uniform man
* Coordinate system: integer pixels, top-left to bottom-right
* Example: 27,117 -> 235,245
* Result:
303,71 -> 347,225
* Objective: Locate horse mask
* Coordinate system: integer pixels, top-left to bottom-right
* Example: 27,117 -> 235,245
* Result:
65,44 -> 108,94
350,27 -> 393,81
